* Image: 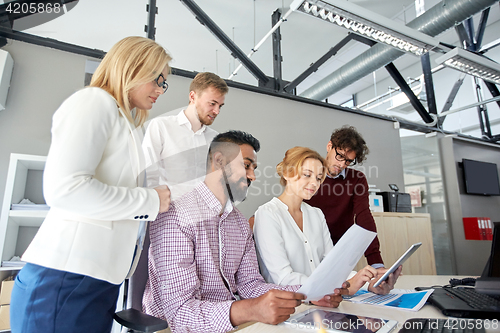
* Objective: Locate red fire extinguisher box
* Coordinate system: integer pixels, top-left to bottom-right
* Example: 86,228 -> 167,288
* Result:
463,217 -> 493,240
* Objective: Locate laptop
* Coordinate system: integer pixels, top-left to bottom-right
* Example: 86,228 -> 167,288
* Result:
420,222 -> 500,319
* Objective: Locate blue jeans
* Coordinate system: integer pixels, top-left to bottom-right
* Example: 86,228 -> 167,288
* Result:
10,263 -> 120,333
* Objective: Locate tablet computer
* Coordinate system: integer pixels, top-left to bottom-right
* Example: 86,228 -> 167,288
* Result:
373,242 -> 422,288
283,308 -> 398,333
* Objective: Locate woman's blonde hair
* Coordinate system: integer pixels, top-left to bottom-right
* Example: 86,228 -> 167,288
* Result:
276,146 -> 327,187
90,36 -> 172,127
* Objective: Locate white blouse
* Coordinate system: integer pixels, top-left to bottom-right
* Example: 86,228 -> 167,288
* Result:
253,197 -> 334,285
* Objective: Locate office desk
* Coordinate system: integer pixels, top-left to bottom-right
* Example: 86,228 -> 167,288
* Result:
235,275 -> 499,332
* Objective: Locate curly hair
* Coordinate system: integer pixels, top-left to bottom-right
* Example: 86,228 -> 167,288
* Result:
329,125 -> 369,164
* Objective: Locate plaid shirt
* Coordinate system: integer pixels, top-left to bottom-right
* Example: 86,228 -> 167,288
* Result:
143,182 -> 299,333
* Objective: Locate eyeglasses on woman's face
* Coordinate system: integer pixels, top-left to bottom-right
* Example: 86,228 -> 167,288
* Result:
154,73 -> 168,93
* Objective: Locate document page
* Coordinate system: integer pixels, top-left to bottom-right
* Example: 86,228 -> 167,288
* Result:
298,224 -> 376,301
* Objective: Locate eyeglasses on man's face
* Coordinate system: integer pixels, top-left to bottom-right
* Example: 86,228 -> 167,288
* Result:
154,73 -> 169,93
334,147 -> 357,166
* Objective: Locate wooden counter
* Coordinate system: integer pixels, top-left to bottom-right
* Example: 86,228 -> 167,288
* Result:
355,212 -> 436,275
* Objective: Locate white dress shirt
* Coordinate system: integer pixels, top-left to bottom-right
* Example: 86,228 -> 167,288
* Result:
142,109 -> 218,201
253,197 -> 335,285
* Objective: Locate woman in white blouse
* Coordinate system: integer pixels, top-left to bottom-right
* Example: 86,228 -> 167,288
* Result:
253,146 -> 393,295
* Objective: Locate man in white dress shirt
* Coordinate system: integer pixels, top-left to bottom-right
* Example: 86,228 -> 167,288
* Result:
142,72 -> 229,201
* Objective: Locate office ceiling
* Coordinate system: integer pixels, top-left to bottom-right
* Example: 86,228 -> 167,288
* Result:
17,0 -> 500,132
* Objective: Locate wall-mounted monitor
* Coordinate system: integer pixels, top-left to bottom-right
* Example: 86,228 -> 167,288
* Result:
462,159 -> 500,196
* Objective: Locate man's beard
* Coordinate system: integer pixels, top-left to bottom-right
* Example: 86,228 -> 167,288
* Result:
196,106 -> 214,126
199,115 -> 213,126
222,168 -> 248,203
328,165 -> 341,177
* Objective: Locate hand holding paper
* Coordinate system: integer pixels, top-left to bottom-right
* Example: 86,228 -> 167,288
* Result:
297,224 -> 376,301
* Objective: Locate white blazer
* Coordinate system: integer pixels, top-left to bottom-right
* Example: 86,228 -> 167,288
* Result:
22,87 -> 160,284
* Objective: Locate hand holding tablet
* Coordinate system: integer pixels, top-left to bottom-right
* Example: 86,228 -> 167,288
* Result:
373,242 -> 422,288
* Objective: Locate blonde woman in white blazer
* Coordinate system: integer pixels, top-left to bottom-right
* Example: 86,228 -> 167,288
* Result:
10,36 -> 172,333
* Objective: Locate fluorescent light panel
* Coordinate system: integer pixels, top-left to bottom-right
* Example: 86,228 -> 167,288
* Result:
290,0 -> 439,56
435,48 -> 500,85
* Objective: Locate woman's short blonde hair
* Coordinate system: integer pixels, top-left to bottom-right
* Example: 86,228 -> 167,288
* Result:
276,146 -> 327,187
90,36 -> 172,127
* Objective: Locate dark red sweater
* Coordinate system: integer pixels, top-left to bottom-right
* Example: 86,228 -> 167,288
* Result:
305,168 -> 384,265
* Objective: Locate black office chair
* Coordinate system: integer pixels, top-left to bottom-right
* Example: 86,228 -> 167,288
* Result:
114,227 -> 169,333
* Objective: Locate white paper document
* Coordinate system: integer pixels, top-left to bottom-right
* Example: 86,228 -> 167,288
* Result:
298,224 -> 376,301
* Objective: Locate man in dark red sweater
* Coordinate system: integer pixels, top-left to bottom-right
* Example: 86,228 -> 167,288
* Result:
306,126 -> 384,268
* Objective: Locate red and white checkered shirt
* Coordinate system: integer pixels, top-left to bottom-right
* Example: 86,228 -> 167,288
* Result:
143,182 -> 299,333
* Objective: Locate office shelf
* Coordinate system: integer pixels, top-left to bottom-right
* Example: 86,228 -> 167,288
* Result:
8,210 -> 47,227
0,267 -> 21,272
0,154 -> 46,263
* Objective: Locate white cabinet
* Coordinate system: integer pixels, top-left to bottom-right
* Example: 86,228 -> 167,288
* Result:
0,154 -> 47,267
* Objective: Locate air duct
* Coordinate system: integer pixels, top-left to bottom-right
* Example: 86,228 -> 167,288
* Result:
299,0 -> 499,101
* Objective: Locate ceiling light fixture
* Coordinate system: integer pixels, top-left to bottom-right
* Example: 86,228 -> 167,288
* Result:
435,47 -> 500,85
289,0 -> 439,56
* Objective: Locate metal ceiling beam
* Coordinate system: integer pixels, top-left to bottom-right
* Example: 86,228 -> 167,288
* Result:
489,135 -> 500,142
455,23 -> 472,50
385,62 -> 434,124
480,37 -> 500,53
271,9 -> 284,91
145,0 -> 157,40
473,76 -> 493,139
179,0 -> 269,85
475,8 -> 490,49
0,27 -> 105,59
283,34 -> 375,93
453,11 -> 498,140
464,17 -> 475,47
421,52 -> 437,117
484,81 -> 500,109
438,74 -> 466,127
456,8 -> 490,52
